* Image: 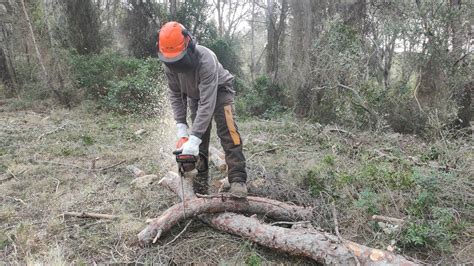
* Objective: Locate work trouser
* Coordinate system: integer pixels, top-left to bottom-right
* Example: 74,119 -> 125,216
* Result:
189,87 -> 247,191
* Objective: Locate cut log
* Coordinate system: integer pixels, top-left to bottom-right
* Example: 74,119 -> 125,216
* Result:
202,213 -> 416,265
126,165 -> 146,177
209,146 -> 227,172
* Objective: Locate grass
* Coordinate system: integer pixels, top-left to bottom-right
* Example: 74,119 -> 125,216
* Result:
0,100 -> 472,264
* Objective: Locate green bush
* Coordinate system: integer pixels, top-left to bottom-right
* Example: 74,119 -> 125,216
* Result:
71,52 -> 166,114
237,76 -> 286,117
207,38 -> 242,76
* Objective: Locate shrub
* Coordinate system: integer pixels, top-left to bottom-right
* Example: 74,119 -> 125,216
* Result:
207,38 -> 242,76
71,52 -> 166,114
237,76 -> 286,117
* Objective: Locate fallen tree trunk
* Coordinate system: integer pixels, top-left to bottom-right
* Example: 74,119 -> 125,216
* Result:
201,213 -> 416,265
209,146 -> 227,172
140,171 -> 417,265
138,172 -> 313,242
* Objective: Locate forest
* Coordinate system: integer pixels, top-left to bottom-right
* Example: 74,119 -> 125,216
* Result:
0,0 -> 472,264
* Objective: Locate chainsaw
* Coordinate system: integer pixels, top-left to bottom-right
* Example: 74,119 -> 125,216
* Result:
173,150 -> 200,218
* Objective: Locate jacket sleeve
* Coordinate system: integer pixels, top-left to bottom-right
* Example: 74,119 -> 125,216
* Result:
165,69 -> 188,125
190,54 -> 218,138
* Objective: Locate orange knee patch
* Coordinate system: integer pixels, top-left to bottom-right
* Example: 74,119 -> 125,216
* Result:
224,105 -> 241,145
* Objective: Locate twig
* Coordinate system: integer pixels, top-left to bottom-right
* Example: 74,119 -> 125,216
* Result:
53,178 -> 60,194
6,169 -> 19,180
98,160 -> 127,172
371,215 -> 405,225
270,221 -> 310,226
91,157 -> 100,170
332,202 -> 360,266
37,122 -> 70,141
1,169 -> 27,184
413,68 -> 424,113
0,175 -> 14,184
3,196 -> 27,205
33,159 -> 126,172
34,159 -> 90,171
331,202 -> 342,240
152,229 -> 163,244
247,147 -> 278,161
163,219 -> 193,247
62,211 -> 120,220
337,83 -> 376,119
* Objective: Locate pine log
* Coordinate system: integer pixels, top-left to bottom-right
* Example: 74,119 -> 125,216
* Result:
141,171 -> 417,265
201,213 -> 416,265
138,172 -> 313,242
209,146 -> 227,172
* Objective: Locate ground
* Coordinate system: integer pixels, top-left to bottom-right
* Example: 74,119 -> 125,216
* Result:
0,101 -> 472,264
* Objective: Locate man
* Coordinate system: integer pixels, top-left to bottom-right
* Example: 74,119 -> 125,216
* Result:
156,21 -> 247,198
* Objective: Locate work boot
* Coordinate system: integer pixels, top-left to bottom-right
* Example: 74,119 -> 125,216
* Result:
229,182 -> 248,198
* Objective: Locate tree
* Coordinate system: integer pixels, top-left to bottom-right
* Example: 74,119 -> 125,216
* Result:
212,0 -> 250,40
0,0 -> 17,96
64,0 -> 103,54
121,0 -> 165,58
265,0 -> 288,82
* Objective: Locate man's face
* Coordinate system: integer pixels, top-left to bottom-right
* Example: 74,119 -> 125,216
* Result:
163,49 -> 198,73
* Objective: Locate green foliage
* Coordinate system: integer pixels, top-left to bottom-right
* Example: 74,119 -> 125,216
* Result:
396,169 -> 465,251
298,148 -> 466,253
63,0 -> 103,54
121,0 -> 166,58
174,0 -> 217,44
71,52 -> 166,114
355,190 -> 379,215
207,38 -> 242,76
81,135 -> 95,146
237,76 -> 286,117
245,252 -> 262,266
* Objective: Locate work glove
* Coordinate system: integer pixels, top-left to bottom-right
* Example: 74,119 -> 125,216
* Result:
181,135 -> 202,156
176,123 -> 189,149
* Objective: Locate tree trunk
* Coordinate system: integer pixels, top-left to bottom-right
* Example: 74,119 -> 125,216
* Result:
0,0 -> 17,96
139,170 -> 418,265
250,0 -> 255,82
20,0 -> 47,78
450,0 -> 471,129
216,0 -> 223,37
169,0 -> 177,19
138,171 -> 313,242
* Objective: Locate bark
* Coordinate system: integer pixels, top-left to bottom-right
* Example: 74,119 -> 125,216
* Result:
250,0 -> 255,82
138,172 -> 313,242
265,0 -> 288,82
139,171 -> 418,265
0,0 -> 16,94
169,0 -> 177,19
209,146 -> 227,172
203,213 -> 416,265
20,0 -> 48,78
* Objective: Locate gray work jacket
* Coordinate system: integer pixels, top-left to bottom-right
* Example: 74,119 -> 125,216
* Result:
164,45 -> 234,138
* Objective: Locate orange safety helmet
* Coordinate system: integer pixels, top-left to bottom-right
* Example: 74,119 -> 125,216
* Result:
157,21 -> 194,63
